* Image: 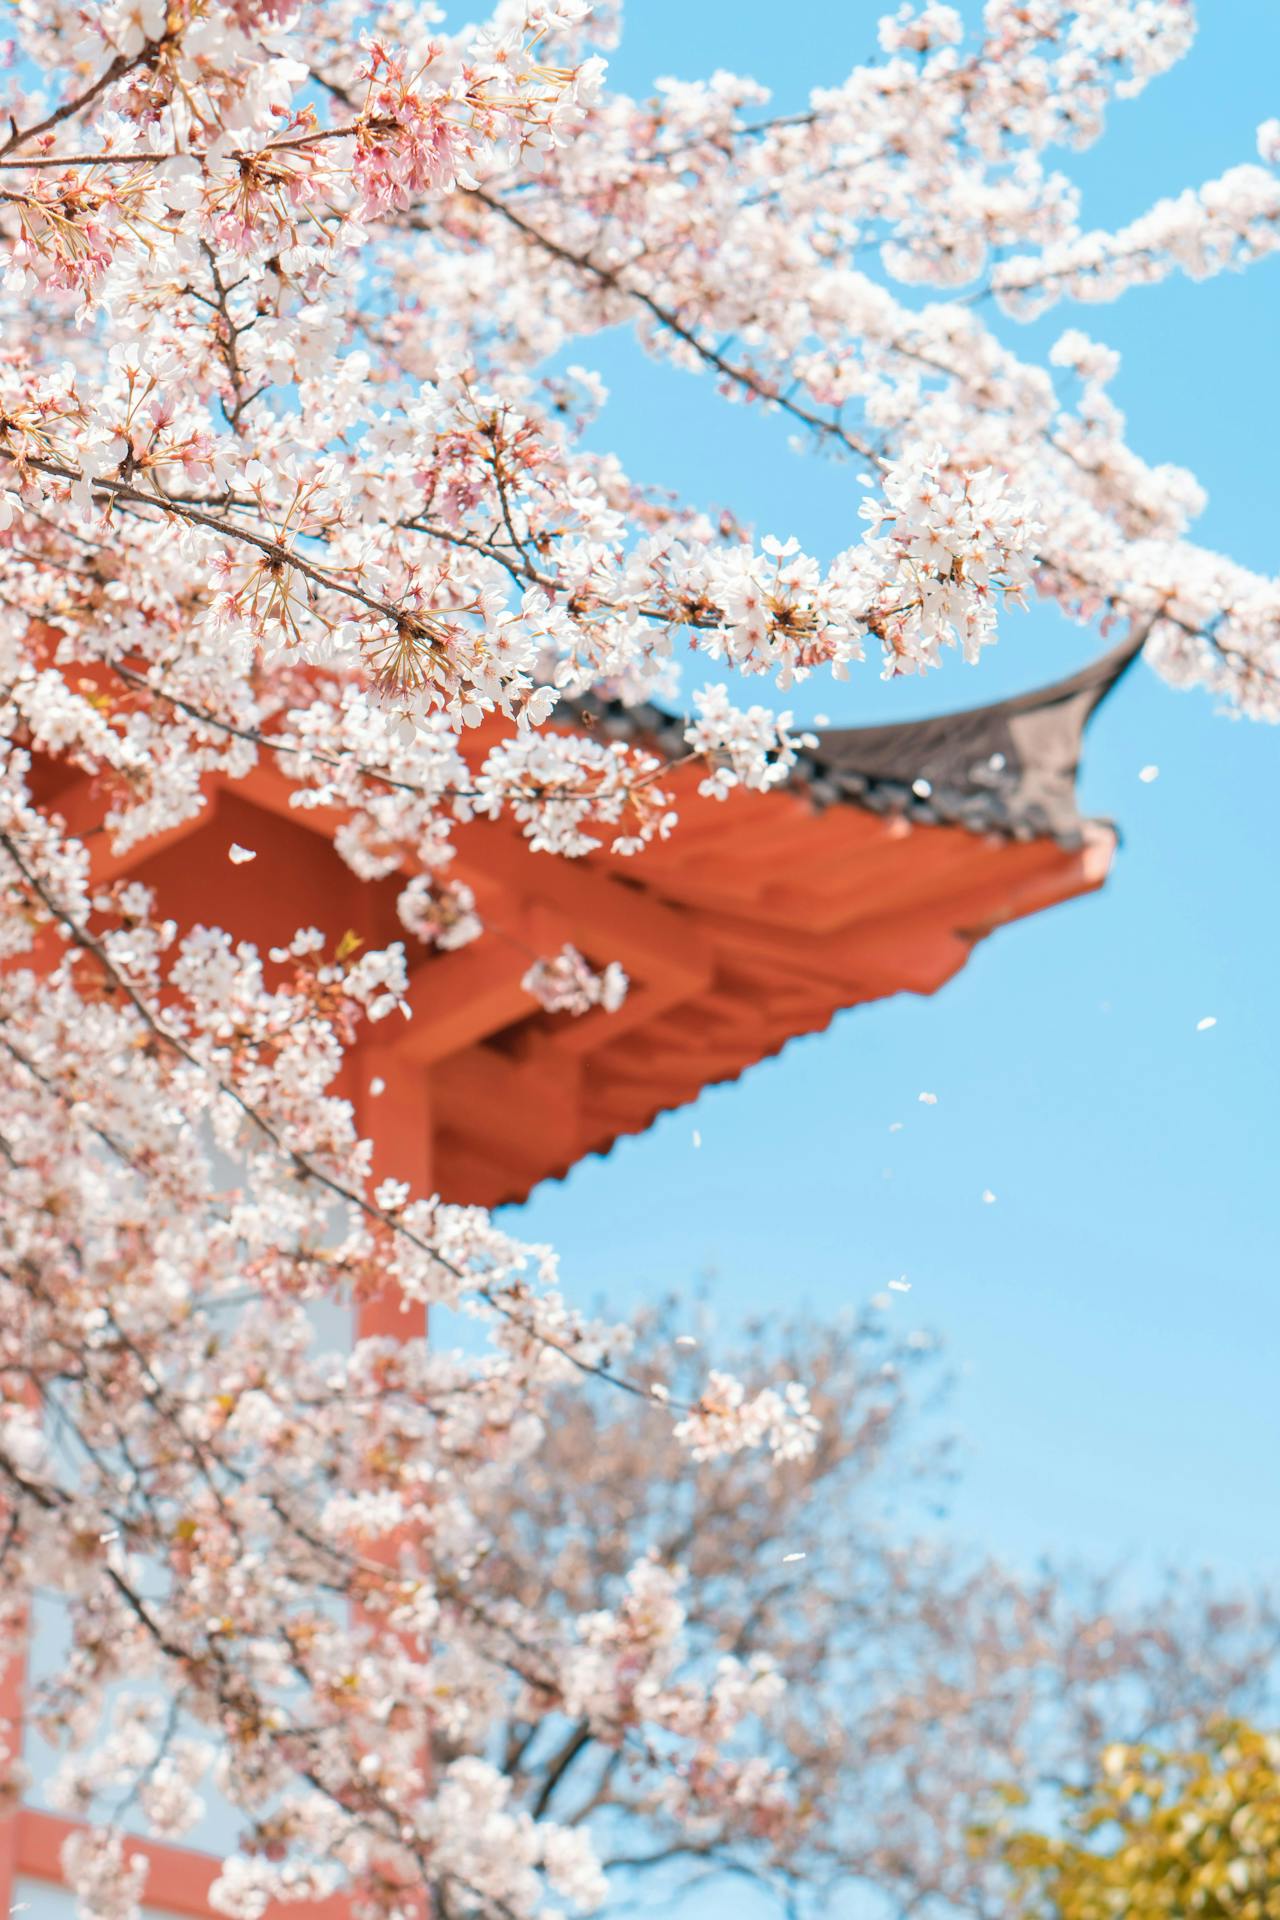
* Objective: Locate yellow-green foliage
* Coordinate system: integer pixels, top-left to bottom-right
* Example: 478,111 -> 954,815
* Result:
992,1723 -> 1280,1918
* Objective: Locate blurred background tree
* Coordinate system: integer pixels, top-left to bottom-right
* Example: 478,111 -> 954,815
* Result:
466,1301 -> 1280,1918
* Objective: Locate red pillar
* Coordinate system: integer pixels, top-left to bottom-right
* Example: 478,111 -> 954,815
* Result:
352,1045 -> 433,1919
0,1615 -> 23,1915
353,1047 -> 433,1344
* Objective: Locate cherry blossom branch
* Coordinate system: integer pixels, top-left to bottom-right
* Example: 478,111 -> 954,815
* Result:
461,187 -> 886,467
3,450 -> 418,626
108,660 -> 695,809
456,203 -> 1275,685
0,49 -> 149,159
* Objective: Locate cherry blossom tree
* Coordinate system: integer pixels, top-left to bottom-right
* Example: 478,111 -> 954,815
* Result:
0,2 -> 1277,1918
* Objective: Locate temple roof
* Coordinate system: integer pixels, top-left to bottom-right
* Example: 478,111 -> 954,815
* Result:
406,637 -> 1138,1204
575,632 -> 1143,848
27,638 -> 1142,1210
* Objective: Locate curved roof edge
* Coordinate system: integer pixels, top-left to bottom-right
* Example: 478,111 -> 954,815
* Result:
573,631 -> 1144,848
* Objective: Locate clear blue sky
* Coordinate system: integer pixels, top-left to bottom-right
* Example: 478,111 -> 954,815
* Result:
501,1 -> 1280,1588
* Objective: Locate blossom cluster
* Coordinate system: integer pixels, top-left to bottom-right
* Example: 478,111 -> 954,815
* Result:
522,941 -> 629,1016
685,685 -> 818,799
673,1372 -> 821,1463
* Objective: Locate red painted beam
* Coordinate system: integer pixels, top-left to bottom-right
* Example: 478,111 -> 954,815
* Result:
15,1810 -> 352,1920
